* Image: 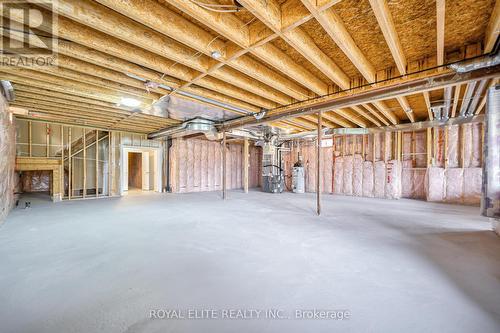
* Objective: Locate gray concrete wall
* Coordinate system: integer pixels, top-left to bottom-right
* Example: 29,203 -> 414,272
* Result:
0,93 -> 17,223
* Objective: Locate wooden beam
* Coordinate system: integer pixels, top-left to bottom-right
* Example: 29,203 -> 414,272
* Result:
451,84 -> 461,118
426,128 -> 432,166
396,96 -> 416,122
330,109 -> 366,127
361,104 -> 390,126
222,131 -> 227,200
6,3 -> 273,109
423,92 -> 433,120
14,93 -> 178,126
318,112 -> 352,128
239,0 -> 383,127
1,69 -> 153,107
436,0 -> 446,67
317,112 -> 322,216
222,64 -> 500,130
351,106 -> 382,127
485,0 -> 500,53
367,0 -> 415,123
90,0 -> 309,103
45,37 -> 258,112
373,101 -> 399,125
368,0 -> 406,75
243,138 -> 249,193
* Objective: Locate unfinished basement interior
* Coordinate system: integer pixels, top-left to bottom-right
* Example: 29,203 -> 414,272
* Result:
1,0 -> 500,332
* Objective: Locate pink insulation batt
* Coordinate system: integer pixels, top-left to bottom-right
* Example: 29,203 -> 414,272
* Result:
385,160 -> 402,199
463,168 -> 482,205
446,126 -> 460,168
353,154 -> 363,196
445,168 -> 464,203
333,157 -> 344,195
426,167 -> 445,202
373,161 -> 386,198
342,156 -> 353,195
362,161 -> 374,197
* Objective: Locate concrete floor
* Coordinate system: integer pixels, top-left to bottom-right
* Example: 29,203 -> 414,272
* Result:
1,191 -> 499,333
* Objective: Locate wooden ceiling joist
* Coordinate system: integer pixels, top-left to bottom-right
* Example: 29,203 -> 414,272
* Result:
42,0 -> 292,106
485,0 -> 500,53
362,104 -> 391,126
15,31 -> 259,113
94,0 -> 309,102
6,4 -> 276,110
1,0 -> 496,134
1,71 -> 150,106
436,0 -> 446,67
368,0 -> 414,122
162,0 -> 328,98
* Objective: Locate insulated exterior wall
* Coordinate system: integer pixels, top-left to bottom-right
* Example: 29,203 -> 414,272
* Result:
170,138 -> 261,193
0,93 -> 16,222
280,127 -> 484,205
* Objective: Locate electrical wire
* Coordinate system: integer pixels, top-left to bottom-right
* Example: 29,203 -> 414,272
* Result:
190,0 -> 244,13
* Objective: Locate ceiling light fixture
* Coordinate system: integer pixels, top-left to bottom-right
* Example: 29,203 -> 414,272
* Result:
211,51 -> 222,59
120,97 -> 141,108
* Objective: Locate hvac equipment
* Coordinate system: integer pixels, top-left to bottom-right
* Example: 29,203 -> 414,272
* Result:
292,154 -> 305,193
261,130 -> 285,193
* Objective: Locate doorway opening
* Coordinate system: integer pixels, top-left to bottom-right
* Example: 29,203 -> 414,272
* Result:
121,146 -> 161,194
128,152 -> 142,191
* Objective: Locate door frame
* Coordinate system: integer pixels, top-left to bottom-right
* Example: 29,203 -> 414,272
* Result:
121,146 -> 162,195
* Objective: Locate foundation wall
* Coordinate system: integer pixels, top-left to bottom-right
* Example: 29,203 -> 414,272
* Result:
0,93 -> 17,222
169,138 -> 261,193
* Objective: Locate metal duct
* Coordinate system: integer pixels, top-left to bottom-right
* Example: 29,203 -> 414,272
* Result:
449,54 -> 500,73
459,81 -> 478,117
0,80 -> 15,101
481,85 -> 500,219
466,80 -> 488,117
125,73 -> 254,116
148,118 -> 217,140
278,115 -> 484,141
443,87 -> 452,120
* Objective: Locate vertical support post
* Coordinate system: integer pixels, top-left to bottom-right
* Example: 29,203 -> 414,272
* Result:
433,127 -> 438,165
60,125 -> 64,199
68,128 -> 72,200
426,128 -> 432,167
243,138 -> 249,193
362,135 -> 366,160
108,131 -> 113,196
46,123 -> 50,157
316,112 -> 322,216
96,130 -> 99,197
460,124 -> 466,167
397,131 -> 402,161
383,133 -> 387,162
444,126 -> 449,168
341,134 -> 345,157
28,121 -> 32,157
83,130 -> 87,198
222,130 -> 227,200
372,134 -> 376,162
480,122 -> 485,167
